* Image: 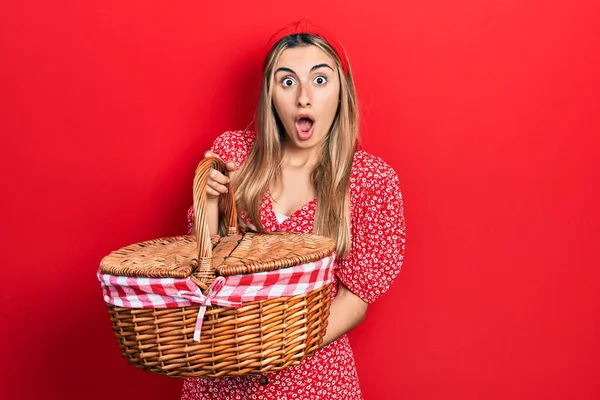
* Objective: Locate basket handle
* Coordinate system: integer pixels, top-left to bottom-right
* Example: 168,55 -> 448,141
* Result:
192,156 -> 238,269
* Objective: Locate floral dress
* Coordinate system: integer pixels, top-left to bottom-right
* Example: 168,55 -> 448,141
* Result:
182,130 -> 406,400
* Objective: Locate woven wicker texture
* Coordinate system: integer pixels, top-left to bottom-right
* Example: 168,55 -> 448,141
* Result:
99,156 -> 336,378
107,284 -> 331,377
99,236 -> 197,279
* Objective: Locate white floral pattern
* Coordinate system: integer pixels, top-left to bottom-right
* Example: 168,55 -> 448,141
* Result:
183,130 -> 406,399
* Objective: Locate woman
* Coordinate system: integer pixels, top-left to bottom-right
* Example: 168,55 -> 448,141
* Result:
183,20 -> 406,400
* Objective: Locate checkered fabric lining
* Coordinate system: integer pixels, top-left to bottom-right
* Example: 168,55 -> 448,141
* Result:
98,255 -> 335,341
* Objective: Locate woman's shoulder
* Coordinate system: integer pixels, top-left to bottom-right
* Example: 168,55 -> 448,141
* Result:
211,129 -> 257,167
350,149 -> 401,193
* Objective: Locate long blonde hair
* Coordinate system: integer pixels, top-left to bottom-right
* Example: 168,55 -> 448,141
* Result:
233,34 -> 359,259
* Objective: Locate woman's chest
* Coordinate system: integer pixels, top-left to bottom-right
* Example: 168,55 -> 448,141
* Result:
268,167 -> 316,218
259,192 -> 317,234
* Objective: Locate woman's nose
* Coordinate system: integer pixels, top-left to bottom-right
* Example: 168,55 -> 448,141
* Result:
297,84 -> 312,108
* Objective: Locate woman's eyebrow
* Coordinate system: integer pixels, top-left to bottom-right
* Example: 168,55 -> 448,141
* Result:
274,63 -> 334,75
275,67 -> 296,75
310,63 -> 334,72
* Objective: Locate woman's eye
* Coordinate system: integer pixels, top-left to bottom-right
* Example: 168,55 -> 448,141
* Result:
282,78 -> 295,87
314,76 -> 327,85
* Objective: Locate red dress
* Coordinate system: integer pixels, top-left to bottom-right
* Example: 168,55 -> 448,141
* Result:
182,130 -> 406,400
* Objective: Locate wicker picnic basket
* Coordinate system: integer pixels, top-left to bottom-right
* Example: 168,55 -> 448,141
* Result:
98,156 -> 336,378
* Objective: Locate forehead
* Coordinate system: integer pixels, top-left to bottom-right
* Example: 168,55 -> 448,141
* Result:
275,45 -> 337,72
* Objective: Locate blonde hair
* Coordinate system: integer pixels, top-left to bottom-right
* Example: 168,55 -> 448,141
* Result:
233,34 -> 359,259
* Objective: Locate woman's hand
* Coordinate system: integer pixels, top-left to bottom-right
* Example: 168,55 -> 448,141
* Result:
202,150 -> 238,236
204,150 -> 238,201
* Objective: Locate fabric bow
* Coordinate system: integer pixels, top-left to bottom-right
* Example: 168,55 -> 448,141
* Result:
177,276 -> 242,342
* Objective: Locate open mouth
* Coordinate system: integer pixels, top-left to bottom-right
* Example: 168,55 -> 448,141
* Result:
295,115 -> 315,140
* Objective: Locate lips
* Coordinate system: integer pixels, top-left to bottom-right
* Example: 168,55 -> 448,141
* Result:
295,114 -> 315,141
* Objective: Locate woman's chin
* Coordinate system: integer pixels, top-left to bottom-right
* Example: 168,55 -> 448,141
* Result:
289,137 -> 320,150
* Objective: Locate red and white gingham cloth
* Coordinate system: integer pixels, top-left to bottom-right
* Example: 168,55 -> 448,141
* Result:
98,255 -> 335,341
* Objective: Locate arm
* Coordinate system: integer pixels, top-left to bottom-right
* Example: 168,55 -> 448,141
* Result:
193,130 -> 253,235
321,282 -> 368,347
320,161 -> 406,346
206,199 -> 220,236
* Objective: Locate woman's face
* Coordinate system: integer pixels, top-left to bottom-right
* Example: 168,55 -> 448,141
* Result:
272,45 -> 341,151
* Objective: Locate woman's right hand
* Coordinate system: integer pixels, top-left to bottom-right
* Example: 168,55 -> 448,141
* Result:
204,150 -> 238,201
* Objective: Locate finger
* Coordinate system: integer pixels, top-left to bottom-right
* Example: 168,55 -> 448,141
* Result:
207,181 -> 229,195
225,161 -> 238,171
209,168 -> 230,185
204,150 -> 223,160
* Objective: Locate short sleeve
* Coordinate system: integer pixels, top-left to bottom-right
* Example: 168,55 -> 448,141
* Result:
336,163 -> 406,304
210,130 -> 255,169
186,130 -> 256,233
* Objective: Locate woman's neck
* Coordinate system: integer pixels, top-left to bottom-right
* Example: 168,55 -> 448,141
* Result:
282,144 -> 321,168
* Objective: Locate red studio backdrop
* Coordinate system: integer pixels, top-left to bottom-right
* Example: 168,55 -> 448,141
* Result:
1,1 -> 599,399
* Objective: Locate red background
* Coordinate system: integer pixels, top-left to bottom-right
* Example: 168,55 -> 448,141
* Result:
1,1 -> 599,399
